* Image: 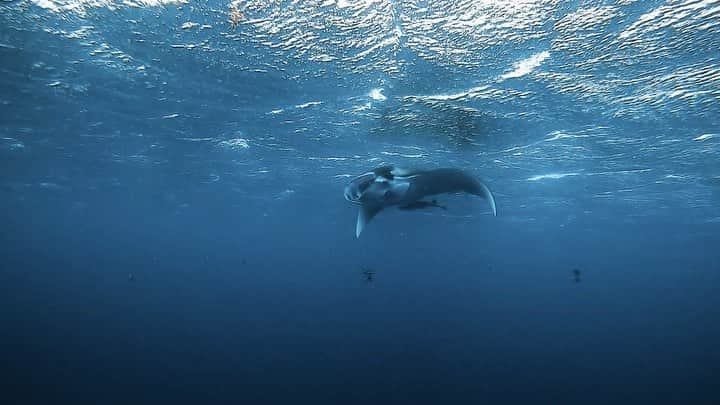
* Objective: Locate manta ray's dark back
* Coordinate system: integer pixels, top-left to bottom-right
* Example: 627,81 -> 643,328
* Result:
407,168 -> 487,197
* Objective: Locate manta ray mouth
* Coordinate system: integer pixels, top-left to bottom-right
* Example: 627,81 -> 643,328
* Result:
344,189 -> 362,204
344,171 -> 378,204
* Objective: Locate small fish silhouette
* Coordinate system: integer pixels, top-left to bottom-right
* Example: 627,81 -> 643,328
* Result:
361,267 -> 376,283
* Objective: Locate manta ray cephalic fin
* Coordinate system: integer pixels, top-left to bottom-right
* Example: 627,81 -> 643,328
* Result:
356,205 -> 382,238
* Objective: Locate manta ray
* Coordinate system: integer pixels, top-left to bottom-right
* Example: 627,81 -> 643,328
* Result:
344,165 -> 497,238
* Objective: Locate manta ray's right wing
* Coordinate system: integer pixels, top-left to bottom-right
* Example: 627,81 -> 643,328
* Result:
356,205 -> 382,238
403,168 -> 497,216
477,180 -> 497,216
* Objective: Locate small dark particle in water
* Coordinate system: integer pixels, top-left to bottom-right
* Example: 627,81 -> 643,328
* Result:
572,268 -> 581,283
361,267 -> 376,283
241,258 -> 247,265
128,273 -> 135,281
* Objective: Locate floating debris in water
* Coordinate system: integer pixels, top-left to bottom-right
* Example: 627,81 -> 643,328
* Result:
228,0 -> 246,29
181,22 -> 199,30
369,88 -> 387,101
572,268 -> 581,283
218,138 -> 249,150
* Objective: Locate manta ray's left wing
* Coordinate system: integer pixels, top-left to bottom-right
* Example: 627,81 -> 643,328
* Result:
356,205 -> 382,238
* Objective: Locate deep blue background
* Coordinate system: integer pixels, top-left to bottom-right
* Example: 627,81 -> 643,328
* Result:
2,1 -> 720,403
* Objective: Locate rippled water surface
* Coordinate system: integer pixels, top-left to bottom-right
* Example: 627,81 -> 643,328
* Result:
2,1 -> 719,403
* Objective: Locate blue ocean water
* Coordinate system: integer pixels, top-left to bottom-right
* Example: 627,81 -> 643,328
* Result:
1,0 -> 719,403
